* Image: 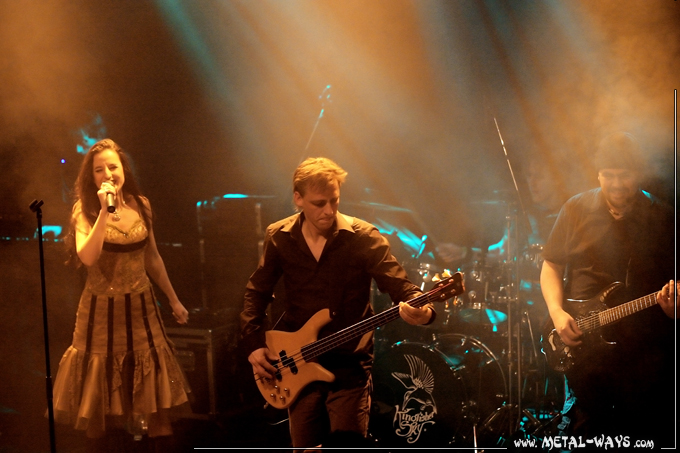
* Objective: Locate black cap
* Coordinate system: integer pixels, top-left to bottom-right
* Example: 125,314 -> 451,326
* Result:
593,132 -> 644,172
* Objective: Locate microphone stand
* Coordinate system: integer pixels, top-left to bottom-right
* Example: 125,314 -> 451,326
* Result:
29,199 -> 57,453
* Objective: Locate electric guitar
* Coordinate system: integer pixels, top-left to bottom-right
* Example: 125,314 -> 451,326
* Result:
254,272 -> 465,409
541,282 -> 660,373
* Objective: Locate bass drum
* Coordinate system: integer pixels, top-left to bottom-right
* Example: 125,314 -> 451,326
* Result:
370,336 -> 507,448
433,334 -> 507,430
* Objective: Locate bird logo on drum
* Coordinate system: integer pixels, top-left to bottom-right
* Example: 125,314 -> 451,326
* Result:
391,354 -> 437,444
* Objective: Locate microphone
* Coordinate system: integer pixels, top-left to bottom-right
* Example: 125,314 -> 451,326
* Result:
106,192 -> 115,213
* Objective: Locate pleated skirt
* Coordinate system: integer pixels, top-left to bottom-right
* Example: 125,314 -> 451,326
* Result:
51,287 -> 190,433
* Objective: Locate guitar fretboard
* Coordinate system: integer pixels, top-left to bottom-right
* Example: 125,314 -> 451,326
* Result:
577,292 -> 658,333
298,276 -> 460,362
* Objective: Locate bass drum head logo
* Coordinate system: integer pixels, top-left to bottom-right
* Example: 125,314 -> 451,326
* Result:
370,341 -> 469,447
391,354 -> 437,443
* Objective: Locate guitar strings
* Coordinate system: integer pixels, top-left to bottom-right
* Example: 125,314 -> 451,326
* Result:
254,283 -> 456,383
254,296 -> 433,383
272,293 -> 435,379
297,286 -> 450,361
574,293 -> 657,333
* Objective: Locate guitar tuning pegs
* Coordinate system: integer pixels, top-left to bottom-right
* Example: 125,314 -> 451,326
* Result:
442,269 -> 451,278
431,273 -> 441,283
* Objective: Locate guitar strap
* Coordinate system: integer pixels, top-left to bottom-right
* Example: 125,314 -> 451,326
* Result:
270,309 -> 286,330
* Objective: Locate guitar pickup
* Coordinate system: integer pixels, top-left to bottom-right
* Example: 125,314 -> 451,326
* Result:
278,349 -> 298,375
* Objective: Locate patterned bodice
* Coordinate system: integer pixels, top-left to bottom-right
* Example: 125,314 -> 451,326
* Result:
84,219 -> 151,295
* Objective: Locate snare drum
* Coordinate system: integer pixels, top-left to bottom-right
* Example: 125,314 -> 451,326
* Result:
370,335 -> 507,448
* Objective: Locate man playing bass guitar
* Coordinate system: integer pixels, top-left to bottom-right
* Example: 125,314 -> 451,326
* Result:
540,132 -> 678,449
240,157 -> 435,451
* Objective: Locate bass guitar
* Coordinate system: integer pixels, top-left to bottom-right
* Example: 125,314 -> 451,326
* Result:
254,272 -> 464,409
541,282 -> 659,373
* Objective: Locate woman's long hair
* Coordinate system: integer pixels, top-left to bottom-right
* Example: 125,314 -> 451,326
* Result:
65,139 -> 151,265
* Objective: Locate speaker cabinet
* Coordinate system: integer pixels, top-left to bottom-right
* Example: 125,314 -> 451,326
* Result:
166,325 -> 238,418
196,196 -> 287,313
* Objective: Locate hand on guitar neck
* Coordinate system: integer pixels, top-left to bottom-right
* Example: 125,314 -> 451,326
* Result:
397,301 -> 433,325
656,279 -> 679,319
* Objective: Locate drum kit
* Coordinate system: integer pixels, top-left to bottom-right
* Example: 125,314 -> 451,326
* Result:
366,122 -> 568,448
370,199 -> 564,449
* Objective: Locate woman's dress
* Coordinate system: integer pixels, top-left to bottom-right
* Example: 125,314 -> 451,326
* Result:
52,219 -> 190,433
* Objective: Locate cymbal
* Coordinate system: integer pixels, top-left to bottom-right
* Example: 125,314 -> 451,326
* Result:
459,306 -> 508,325
468,199 -> 509,206
344,201 -> 412,213
468,189 -> 517,206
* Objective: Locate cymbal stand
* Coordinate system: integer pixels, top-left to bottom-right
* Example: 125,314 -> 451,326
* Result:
479,206 -> 543,445
478,118 -> 541,445
505,204 -> 523,433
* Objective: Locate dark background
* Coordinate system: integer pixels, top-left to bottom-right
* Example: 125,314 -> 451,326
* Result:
0,0 -> 677,451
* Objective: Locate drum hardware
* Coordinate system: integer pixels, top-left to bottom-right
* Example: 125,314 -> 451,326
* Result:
488,118 -> 565,442
477,403 -> 543,447
423,295 -> 464,331
445,211 -> 554,444
412,261 -> 438,291
457,260 -> 509,328
458,303 -> 508,325
523,243 -> 544,270
526,412 -> 563,438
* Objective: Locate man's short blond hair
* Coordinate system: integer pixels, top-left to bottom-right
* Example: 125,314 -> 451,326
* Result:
293,157 -> 348,196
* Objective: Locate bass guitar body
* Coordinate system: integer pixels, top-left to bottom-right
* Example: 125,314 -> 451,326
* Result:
258,309 -> 336,409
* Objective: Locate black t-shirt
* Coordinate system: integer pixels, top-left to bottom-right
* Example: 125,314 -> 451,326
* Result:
543,188 -> 673,302
543,188 -> 674,399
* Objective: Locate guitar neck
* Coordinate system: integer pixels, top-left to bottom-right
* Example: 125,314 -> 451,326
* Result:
301,290 -> 435,362
578,292 -> 658,332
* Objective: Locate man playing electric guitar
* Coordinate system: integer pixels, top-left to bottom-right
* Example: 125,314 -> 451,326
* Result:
540,132 -> 677,449
240,157 -> 435,451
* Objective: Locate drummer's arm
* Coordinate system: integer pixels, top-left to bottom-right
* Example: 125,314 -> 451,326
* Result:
540,259 -> 582,346
435,242 -> 467,264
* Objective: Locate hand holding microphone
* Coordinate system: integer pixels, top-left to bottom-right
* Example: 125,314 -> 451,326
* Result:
100,181 -> 116,213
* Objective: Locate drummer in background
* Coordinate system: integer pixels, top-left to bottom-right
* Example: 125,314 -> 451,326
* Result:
435,150 -> 579,348
436,151 -> 575,270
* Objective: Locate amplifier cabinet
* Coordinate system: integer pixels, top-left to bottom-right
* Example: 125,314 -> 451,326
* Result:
166,325 -> 238,418
196,196 -> 289,312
